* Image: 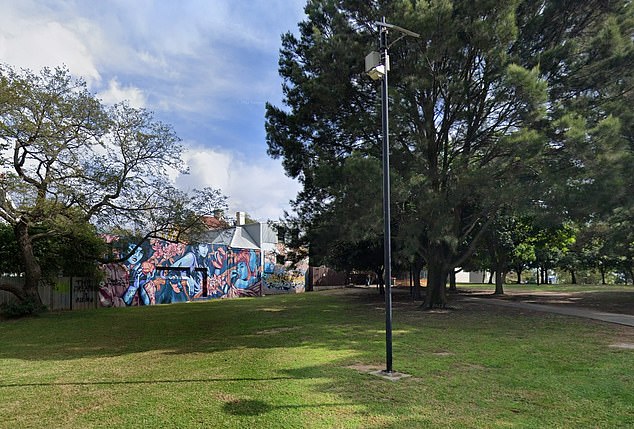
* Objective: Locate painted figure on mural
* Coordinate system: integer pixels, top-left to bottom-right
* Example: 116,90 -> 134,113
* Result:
173,242 -> 210,297
231,249 -> 260,290
205,245 -> 229,297
155,270 -> 189,304
122,244 -> 153,305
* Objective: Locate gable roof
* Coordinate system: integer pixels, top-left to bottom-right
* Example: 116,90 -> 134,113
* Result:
230,226 -> 259,249
199,227 -> 259,250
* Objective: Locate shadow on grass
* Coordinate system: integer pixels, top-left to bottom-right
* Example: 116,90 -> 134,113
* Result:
222,399 -> 357,416
0,376 -> 297,389
0,289 -> 397,362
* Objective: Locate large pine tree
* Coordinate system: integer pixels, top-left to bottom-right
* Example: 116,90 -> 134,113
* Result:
266,0 -> 633,306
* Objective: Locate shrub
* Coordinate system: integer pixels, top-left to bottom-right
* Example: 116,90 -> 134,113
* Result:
1,298 -> 46,318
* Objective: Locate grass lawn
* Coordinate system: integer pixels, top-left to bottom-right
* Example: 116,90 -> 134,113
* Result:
1,287 -> 633,428
457,282 -> 634,293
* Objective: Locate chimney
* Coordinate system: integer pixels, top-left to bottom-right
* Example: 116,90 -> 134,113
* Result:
236,211 -> 246,226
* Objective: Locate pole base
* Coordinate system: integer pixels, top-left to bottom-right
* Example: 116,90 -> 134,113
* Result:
370,369 -> 412,382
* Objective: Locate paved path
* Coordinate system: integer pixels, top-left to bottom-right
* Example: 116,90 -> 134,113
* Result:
460,296 -> 634,328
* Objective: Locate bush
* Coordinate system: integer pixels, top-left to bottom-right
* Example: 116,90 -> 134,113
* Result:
1,298 -> 46,318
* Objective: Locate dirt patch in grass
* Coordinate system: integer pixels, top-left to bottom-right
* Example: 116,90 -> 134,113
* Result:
609,343 -> 634,350
255,327 -> 298,335
346,364 -> 384,373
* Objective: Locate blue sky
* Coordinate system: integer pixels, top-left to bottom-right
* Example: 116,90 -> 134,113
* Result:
0,0 -> 306,221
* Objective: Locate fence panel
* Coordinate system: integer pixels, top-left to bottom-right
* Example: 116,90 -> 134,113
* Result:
1,276 -> 97,311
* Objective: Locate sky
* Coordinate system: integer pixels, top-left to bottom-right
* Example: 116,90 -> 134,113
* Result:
0,0 -> 306,222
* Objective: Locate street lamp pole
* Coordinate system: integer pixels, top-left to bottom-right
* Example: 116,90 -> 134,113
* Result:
379,19 -> 394,374
366,18 -> 419,375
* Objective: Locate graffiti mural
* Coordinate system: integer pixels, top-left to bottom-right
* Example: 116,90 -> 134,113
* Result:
262,249 -> 307,294
99,238 -> 262,307
98,263 -> 128,307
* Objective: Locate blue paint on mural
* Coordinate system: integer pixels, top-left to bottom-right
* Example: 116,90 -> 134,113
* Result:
99,238 -> 262,307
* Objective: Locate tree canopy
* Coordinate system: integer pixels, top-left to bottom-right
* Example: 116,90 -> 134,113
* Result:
266,0 -> 634,303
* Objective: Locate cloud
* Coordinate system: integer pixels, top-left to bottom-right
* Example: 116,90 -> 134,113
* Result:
0,3 -> 101,84
175,146 -> 301,222
98,79 -> 147,108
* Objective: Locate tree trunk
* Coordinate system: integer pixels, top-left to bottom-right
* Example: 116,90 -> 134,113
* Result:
13,220 -> 44,306
375,268 -> 384,295
570,269 -> 577,285
494,265 -> 505,295
600,267 -> 606,285
412,258 -> 424,301
627,266 -> 634,285
448,270 -> 457,292
487,271 -> 494,284
423,263 -> 448,309
516,266 -> 523,284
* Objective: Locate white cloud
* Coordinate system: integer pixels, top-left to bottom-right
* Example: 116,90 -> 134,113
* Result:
0,5 -> 101,84
176,146 -> 300,222
98,79 -> 147,108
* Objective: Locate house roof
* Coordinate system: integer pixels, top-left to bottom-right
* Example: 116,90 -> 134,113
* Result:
194,219 -> 278,250
199,227 -> 259,250
230,227 -> 259,249
201,215 -> 229,230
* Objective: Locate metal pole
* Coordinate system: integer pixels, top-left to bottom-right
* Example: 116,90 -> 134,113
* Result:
380,19 -> 393,374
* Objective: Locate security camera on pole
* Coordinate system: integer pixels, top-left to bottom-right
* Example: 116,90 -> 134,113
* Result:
365,17 -> 419,375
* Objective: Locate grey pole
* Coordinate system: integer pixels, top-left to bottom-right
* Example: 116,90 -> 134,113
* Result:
379,18 -> 393,374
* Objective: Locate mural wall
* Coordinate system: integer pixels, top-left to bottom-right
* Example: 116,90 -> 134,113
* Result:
261,247 -> 308,295
99,238 -> 262,307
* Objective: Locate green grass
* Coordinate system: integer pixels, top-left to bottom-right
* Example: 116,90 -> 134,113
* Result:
457,282 -> 634,293
1,288 -> 633,428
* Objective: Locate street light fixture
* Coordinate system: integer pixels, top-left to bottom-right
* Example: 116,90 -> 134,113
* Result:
367,17 -> 420,375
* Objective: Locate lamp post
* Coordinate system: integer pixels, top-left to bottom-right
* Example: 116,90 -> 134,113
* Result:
365,18 -> 419,374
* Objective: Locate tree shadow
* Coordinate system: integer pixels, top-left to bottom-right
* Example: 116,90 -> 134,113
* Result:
222,398 -> 358,417
222,399 -> 272,416
0,376 -> 296,389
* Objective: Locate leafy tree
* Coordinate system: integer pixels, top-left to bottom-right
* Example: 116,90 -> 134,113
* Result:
0,221 -> 105,280
267,0 -> 632,307
531,221 -> 576,284
0,65 -> 226,306
607,208 -> 634,284
478,214 -> 539,294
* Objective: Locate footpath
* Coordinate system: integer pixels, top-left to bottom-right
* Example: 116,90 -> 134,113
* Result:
460,296 -> 634,328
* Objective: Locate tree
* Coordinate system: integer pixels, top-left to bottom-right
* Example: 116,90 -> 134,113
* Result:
297,153 -> 387,291
0,65 -> 225,306
607,208 -> 634,284
267,1 -> 547,308
267,0 -> 632,307
532,221 -> 576,284
0,221 -> 105,280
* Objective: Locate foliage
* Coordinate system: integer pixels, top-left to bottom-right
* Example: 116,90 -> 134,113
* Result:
267,1 -> 633,303
0,221 -> 105,278
0,296 -> 46,318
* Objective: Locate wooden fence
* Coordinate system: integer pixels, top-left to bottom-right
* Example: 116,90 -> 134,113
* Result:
0,276 -> 98,311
